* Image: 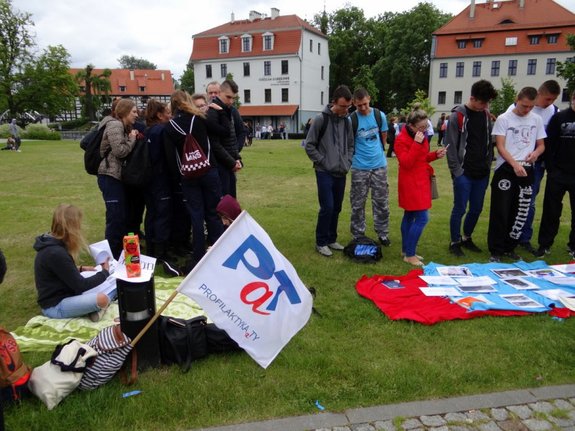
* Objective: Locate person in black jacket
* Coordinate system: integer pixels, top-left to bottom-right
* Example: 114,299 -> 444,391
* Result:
34,204 -> 110,320
164,91 -> 225,271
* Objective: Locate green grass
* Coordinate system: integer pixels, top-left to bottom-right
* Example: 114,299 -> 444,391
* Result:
2,139 -> 575,431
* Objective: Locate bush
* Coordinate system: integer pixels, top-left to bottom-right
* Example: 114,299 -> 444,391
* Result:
21,124 -> 61,140
60,118 -> 90,130
0,124 -> 19,139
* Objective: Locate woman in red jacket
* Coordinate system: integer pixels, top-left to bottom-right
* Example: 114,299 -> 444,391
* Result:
395,109 -> 447,266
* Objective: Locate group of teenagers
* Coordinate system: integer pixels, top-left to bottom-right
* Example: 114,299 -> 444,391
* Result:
304,79 -> 575,266
33,80 -> 245,321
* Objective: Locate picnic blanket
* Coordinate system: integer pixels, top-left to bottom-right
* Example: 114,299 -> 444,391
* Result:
12,277 -> 205,352
356,260 -> 575,325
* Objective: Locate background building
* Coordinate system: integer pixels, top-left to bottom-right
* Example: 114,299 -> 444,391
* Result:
190,8 -> 329,135
429,0 -> 575,123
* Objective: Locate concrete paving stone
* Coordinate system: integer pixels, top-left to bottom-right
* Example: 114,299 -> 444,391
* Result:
507,405 -> 533,420
478,421 -> 503,431
528,402 -> 555,414
448,426 -> 475,431
521,419 -> 553,431
555,400 -> 575,411
351,424 -> 376,431
561,427 -> 575,431
420,415 -> 447,427
492,408 -> 510,421
466,410 -> 491,421
530,386 -> 575,401
499,420 -> 530,431
373,420 -> 396,431
548,415 -> 575,427
569,398 -> 575,406
332,427 -> 352,431
428,426 -> 449,431
444,412 -> 471,423
402,418 -> 424,430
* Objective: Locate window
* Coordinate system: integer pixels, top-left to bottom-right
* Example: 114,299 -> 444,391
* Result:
264,61 -> 271,76
527,59 -> 537,75
139,86 -> 145,92
505,37 -> 518,46
220,63 -> 227,78
456,62 -> 464,77
473,39 -> 483,48
547,34 -> 558,44
457,40 -> 467,49
119,86 -> 126,92
318,42 -> 321,55
263,32 -> 274,50
243,62 -> 250,77
439,62 -> 448,78
454,91 -> 462,105
219,37 -> 229,54
508,59 -> 517,76
472,61 -> 482,77
205,64 -> 212,78
244,89 -> 251,104
265,89 -> 271,103
282,88 -> 289,103
438,91 -> 446,105
529,35 -> 540,45
491,60 -> 500,77
562,88 -> 571,103
321,66 -> 324,80
321,91 -> 324,105
281,60 -> 288,75
241,35 -> 252,52
546,58 -> 556,75
310,39 -> 313,52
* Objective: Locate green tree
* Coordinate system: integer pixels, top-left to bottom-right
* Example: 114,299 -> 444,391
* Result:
75,64 -> 111,121
352,65 -> 378,103
401,89 -> 435,117
0,0 -> 35,116
18,45 -> 78,121
490,77 -> 516,117
117,55 -> 157,70
179,63 -> 195,94
557,34 -> 575,97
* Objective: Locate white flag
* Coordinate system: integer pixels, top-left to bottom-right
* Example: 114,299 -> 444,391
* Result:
177,211 -> 313,368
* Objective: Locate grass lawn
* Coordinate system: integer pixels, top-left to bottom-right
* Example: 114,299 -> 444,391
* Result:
1,138 -> 574,431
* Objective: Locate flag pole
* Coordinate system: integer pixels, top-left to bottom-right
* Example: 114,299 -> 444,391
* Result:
130,289 -> 179,347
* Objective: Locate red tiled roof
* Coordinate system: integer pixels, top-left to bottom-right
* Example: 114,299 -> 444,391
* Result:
435,0 -> 575,34
238,105 -> 299,117
70,68 -> 174,95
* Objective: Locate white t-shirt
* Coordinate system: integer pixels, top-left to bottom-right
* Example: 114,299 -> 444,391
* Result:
492,110 -> 547,170
505,103 -> 558,128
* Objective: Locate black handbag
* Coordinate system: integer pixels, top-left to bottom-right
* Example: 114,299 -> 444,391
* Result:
205,323 -> 242,354
158,315 -> 208,372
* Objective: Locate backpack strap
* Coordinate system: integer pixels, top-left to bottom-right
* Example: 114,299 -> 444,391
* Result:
350,111 -> 358,138
316,112 -> 330,143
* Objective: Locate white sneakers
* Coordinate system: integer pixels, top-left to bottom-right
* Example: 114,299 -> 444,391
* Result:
316,242 -> 345,257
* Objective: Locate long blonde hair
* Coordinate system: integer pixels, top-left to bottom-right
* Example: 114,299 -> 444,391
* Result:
170,90 -> 205,118
50,204 -> 86,261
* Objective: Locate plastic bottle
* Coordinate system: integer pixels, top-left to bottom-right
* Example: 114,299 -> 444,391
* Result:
123,232 -> 141,278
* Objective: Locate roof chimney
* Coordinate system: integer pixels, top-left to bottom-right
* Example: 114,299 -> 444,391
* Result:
271,8 -> 279,19
231,12 -> 235,23
470,0 -> 476,19
519,0 -> 525,8
249,10 -> 262,21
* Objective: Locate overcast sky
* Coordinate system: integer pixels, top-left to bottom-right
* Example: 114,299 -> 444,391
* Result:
11,0 -> 575,80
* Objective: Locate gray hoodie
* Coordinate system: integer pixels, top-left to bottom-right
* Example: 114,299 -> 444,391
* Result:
304,105 -> 354,176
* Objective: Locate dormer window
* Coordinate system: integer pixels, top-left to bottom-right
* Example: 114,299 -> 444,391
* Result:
529,35 -> 540,45
241,34 -> 252,52
119,86 -> 126,92
457,40 -> 467,49
263,32 -> 274,51
219,36 -> 229,54
139,86 -> 145,92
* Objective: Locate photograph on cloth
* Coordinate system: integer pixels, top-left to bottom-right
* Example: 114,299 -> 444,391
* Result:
380,280 -> 405,289
456,285 -> 497,294
436,266 -> 472,277
526,268 -> 564,278
500,293 -> 543,308
502,277 -> 539,290
491,268 -> 529,279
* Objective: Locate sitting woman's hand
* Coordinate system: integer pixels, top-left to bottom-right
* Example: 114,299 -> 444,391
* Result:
101,258 -> 110,273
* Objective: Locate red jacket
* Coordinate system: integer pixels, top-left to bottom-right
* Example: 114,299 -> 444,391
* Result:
395,127 -> 439,211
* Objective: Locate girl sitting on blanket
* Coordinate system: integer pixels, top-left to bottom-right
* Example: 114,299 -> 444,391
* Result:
34,204 -> 111,321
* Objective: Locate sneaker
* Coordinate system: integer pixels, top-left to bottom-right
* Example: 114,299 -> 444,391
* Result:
316,245 -> 333,256
379,236 -> 391,247
489,255 -> 501,263
518,242 -> 537,254
461,237 -> 482,253
449,242 -> 465,257
503,251 -> 521,260
534,247 -> 550,258
327,242 -> 344,251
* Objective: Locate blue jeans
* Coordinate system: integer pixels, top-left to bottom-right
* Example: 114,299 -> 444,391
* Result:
315,170 -> 346,246
182,168 -> 224,262
97,175 -> 127,259
449,174 -> 489,243
401,210 -> 429,257
519,160 -> 545,243
218,165 -> 237,198
42,293 -> 102,319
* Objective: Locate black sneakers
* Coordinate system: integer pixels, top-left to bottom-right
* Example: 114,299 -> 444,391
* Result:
461,237 -> 482,253
534,247 -> 550,258
449,242 -> 465,257
379,236 -> 391,247
518,242 -> 537,255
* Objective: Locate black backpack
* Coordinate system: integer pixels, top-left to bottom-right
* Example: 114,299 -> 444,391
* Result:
343,236 -> 382,263
81,125 -> 109,175
158,315 -> 208,373
121,136 -> 153,186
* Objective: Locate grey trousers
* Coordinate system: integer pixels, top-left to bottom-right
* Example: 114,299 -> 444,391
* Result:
350,167 -> 390,239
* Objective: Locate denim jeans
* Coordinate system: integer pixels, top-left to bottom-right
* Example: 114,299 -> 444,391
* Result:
42,293 -> 101,319
519,160 -> 545,243
315,170 -> 347,246
97,175 -> 127,259
449,174 -> 489,243
218,164 -> 237,198
182,167 -> 224,262
401,210 -> 429,257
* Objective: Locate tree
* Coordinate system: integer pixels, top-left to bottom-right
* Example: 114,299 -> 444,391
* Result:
402,89 -> 435,117
352,65 -> 378,103
179,63 -> 195,94
557,34 -> 575,97
490,77 -> 516,117
118,55 -> 157,70
75,64 -> 111,121
18,45 -> 78,121
0,0 -> 35,116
